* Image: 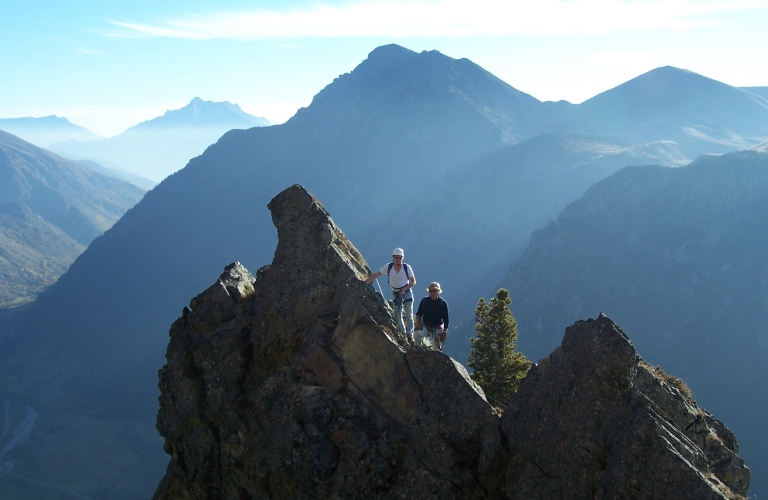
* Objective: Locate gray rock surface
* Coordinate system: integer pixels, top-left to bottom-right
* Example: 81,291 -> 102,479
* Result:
502,315 -> 749,499
154,184 -> 748,499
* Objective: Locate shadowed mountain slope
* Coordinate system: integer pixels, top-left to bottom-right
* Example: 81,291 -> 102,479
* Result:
0,130 -> 146,245
378,134 -> 688,361
50,98 -> 270,181
503,150 -> 768,496
0,131 -> 145,309
0,202 -> 84,308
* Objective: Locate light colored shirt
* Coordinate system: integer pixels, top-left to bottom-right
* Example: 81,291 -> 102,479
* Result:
379,263 -> 414,290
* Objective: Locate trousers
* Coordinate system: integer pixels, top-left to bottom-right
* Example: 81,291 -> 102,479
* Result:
392,288 -> 414,339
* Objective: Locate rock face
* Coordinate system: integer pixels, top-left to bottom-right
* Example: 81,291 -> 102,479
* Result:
502,315 -> 749,499
154,185 -> 749,499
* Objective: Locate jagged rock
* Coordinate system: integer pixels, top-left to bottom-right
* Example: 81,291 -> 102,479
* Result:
502,314 -> 749,499
154,185 -> 502,499
154,184 -> 749,499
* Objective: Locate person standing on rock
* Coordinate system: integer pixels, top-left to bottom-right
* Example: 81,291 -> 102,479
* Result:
365,248 -> 416,342
414,282 -> 449,351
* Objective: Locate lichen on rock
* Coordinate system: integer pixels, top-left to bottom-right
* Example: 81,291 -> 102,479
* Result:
154,184 -> 749,499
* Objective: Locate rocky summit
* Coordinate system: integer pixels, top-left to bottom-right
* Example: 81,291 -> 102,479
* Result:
154,185 -> 749,499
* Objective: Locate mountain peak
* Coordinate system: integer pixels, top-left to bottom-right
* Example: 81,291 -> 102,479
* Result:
288,43 -> 546,153
364,43 -> 419,64
585,65 -> 732,105
127,98 -> 269,132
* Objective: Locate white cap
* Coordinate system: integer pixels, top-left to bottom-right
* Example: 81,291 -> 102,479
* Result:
392,248 -> 404,257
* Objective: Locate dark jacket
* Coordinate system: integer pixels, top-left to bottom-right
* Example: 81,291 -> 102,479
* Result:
416,296 -> 449,329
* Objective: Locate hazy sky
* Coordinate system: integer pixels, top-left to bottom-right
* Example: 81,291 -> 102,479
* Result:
3,0 -> 768,137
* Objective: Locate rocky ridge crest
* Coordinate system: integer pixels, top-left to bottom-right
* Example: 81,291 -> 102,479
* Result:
154,185 -> 748,499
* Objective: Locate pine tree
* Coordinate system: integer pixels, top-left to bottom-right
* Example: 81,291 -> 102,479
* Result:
468,288 -> 531,407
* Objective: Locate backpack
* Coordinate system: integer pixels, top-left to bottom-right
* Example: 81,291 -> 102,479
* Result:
387,261 -> 411,286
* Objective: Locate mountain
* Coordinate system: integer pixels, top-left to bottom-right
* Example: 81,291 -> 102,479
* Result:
0,115 -> 103,148
0,130 -> 146,245
502,150 -> 768,496
50,98 -> 270,181
378,133 -> 689,360
575,66 -> 768,156
75,159 -> 157,190
0,44 -> 569,498
0,131 -> 146,309
2,44 -> 768,498
0,202 -> 85,308
153,186 -> 748,499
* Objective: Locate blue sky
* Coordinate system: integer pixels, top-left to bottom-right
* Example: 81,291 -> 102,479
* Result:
3,0 -> 768,137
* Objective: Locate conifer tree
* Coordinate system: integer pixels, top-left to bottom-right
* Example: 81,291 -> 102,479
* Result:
468,288 -> 531,407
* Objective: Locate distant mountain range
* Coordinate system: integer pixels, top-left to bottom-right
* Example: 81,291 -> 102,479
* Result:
50,97 -> 270,181
0,130 -> 146,307
1,44 -> 768,498
503,150 -> 768,496
0,115 -> 103,147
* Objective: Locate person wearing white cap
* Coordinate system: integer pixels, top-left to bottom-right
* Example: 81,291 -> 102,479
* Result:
414,282 -> 449,351
365,248 -> 416,342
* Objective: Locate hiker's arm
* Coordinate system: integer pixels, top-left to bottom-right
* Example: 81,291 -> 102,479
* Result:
407,274 -> 416,289
365,271 -> 382,284
443,302 -> 449,331
414,300 -> 424,329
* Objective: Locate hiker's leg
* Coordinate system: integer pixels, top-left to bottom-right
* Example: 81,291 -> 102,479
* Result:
429,330 -> 440,351
413,327 -> 425,347
404,293 -> 414,341
392,291 -> 406,334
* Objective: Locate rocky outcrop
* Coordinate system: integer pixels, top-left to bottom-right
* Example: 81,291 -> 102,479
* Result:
154,184 -> 749,499
502,315 -> 749,499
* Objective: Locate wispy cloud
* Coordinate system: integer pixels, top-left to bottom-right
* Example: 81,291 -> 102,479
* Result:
107,0 -> 768,40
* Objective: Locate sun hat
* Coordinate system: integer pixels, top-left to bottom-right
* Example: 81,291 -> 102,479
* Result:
427,282 -> 442,293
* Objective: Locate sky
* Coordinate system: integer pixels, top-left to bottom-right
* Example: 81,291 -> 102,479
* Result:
3,0 -> 768,137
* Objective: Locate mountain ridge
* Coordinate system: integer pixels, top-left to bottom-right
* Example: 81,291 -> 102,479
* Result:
0,115 -> 102,148
576,66 -> 768,153
49,98 -> 270,181
503,149 -> 768,495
